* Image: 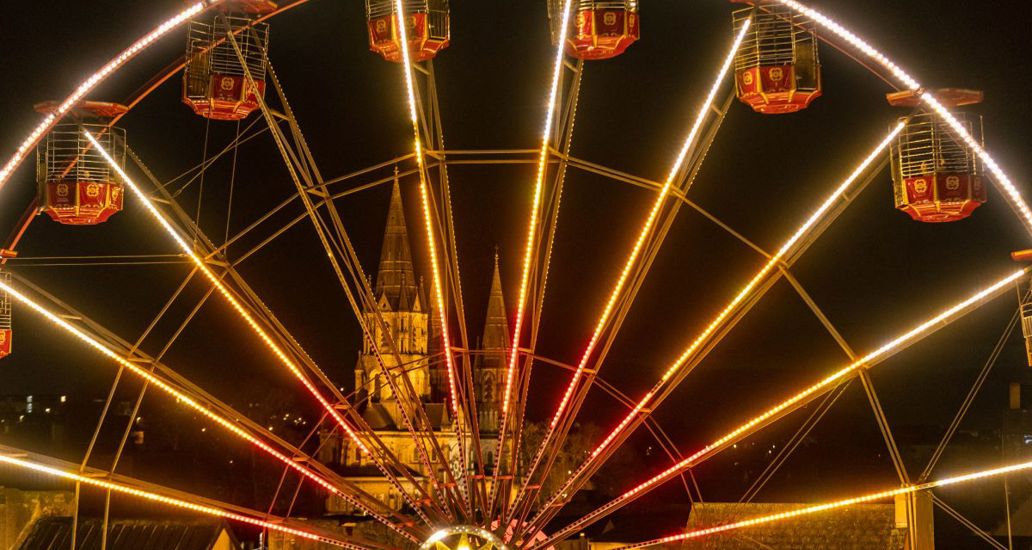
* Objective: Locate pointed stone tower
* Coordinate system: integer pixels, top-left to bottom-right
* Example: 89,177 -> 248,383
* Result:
355,172 -> 431,411
475,250 -> 509,433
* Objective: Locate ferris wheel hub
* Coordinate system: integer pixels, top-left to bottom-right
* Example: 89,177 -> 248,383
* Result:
421,526 -> 507,550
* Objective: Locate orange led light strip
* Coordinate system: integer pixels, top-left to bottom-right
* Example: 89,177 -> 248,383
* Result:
558,267 -> 1025,540
0,453 -> 360,549
84,131 -> 371,459
517,20 -> 754,509
548,18 -> 752,434
0,276 -> 412,536
503,0 -> 577,417
0,1 -> 217,190
539,266 -> 1025,547
392,0 -> 460,424
583,123 -> 904,465
391,0 -> 469,501
618,458 -> 1032,548
775,0 -> 1032,237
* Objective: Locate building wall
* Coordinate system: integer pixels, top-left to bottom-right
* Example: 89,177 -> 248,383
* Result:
0,488 -> 74,550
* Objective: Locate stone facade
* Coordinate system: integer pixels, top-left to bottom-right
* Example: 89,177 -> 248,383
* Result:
323,176 -> 509,514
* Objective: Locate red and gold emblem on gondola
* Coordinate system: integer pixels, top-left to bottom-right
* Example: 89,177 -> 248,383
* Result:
914,179 -> 928,194
946,175 -> 961,191
86,183 -> 100,198
769,67 -> 784,82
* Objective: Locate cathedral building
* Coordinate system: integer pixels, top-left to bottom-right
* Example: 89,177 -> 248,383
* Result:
321,176 -> 508,514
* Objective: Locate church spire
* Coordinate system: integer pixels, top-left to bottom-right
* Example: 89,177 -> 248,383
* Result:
374,168 -> 418,311
481,249 -> 509,354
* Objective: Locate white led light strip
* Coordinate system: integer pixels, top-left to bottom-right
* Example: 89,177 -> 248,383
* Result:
503,0 -> 577,418
548,18 -> 752,433
775,0 -> 1032,237
0,1 -> 217,191
84,131 -> 373,458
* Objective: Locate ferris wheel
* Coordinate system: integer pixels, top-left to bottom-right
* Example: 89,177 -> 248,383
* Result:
1,1 -> 1031,549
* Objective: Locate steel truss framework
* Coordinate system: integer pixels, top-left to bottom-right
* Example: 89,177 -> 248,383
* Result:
0,1 -> 1030,548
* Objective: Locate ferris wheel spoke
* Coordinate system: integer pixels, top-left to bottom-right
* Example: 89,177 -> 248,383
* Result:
511,25 -> 750,537
213,23 -> 469,520
0,445 -> 394,550
513,89 -> 738,536
387,0 -> 484,517
534,266 -> 1027,548
14,276 -> 420,527
0,273 -> 424,539
929,493 -> 1010,550
780,268 -> 911,485
767,0 -> 1032,239
421,62 -> 494,504
489,0 -> 582,526
94,127 -> 457,525
522,123 -> 902,537
920,310 -> 1018,483
611,457 -> 1032,550
739,379 -> 853,504
498,59 -> 586,528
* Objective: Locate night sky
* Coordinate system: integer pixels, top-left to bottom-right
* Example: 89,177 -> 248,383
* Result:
1,0 -> 1032,520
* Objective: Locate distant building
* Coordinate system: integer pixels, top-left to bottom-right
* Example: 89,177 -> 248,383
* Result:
318,177 -> 509,514
0,395 -> 141,456
675,499 -> 930,549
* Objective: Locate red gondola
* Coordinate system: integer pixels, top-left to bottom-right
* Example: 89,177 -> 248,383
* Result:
888,89 -> 986,223
0,270 -> 10,359
549,0 -> 640,61
35,101 -> 128,226
366,0 -> 450,63
731,2 -> 821,114
182,0 -> 276,121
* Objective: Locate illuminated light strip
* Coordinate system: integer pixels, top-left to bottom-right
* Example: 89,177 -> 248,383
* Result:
617,459 -> 1032,548
393,0 -> 458,420
503,0 -> 576,417
540,267 -> 1026,545
547,18 -> 752,433
516,21 -> 754,516
774,0 -> 1032,236
84,132 -> 374,457
585,123 -> 904,462
0,1 -> 217,191
0,454 -> 359,549
0,277 -> 413,536
392,0 -> 468,499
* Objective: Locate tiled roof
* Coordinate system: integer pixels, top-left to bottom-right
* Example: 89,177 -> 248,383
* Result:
681,502 -> 907,549
17,517 -> 240,550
